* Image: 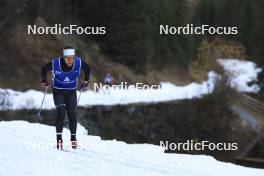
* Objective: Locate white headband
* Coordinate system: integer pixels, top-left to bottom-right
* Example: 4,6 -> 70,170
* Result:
63,49 -> 75,56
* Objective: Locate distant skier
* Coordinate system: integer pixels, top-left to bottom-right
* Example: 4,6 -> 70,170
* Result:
40,46 -> 90,149
103,73 -> 114,86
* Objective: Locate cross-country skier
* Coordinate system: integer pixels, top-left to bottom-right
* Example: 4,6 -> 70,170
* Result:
103,73 -> 114,86
40,46 -> 90,149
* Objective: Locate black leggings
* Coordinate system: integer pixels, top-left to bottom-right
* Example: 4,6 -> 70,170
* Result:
53,88 -> 77,140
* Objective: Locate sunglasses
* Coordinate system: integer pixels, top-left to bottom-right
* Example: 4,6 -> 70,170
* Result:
64,57 -> 74,61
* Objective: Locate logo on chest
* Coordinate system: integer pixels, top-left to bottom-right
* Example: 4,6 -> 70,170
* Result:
64,77 -> 71,82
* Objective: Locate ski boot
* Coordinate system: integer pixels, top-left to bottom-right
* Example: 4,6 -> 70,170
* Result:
71,140 -> 77,149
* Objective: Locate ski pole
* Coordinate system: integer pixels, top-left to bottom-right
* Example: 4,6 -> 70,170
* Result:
75,89 -> 82,110
37,86 -> 49,117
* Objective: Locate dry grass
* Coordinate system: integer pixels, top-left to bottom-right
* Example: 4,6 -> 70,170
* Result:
0,21 -> 193,91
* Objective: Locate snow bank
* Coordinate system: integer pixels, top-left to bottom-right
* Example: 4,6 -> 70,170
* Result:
0,59 -> 261,110
0,71 -> 218,110
0,121 -> 263,176
218,59 -> 262,92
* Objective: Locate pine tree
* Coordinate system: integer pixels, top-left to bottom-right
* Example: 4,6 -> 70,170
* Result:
148,0 -> 194,69
79,0 -> 151,72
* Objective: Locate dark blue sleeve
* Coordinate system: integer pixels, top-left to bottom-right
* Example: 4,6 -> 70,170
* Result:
41,61 -> 52,80
81,60 -> 90,81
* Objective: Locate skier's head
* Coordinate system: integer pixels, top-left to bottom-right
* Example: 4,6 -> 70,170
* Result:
63,46 -> 75,66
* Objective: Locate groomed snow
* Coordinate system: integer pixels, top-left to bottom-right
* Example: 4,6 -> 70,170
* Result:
0,121 -> 263,176
0,59 -> 261,110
